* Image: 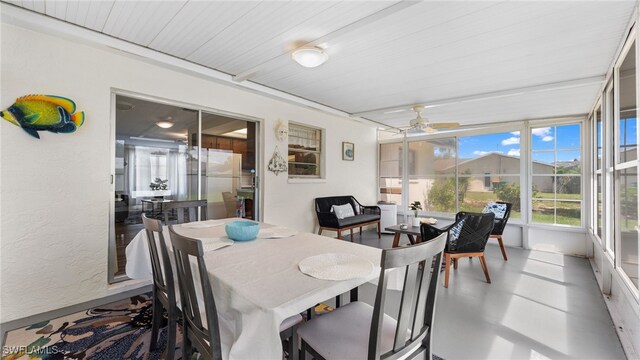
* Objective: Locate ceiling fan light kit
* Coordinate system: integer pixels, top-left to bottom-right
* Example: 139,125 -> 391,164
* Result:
404,105 -> 459,134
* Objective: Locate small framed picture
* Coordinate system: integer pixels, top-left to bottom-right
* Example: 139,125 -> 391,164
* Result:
342,142 -> 354,161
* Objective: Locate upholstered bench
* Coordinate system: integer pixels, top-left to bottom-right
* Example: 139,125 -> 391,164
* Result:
314,196 -> 381,240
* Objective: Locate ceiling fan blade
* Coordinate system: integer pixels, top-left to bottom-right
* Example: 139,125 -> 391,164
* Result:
430,122 -> 460,129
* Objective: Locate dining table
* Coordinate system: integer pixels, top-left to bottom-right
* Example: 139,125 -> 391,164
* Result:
125,218 -> 382,360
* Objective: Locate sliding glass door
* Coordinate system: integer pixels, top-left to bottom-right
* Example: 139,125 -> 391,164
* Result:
110,94 -> 259,283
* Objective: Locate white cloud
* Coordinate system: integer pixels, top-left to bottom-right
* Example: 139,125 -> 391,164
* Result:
501,136 -> 520,146
507,149 -> 520,157
532,127 -> 551,137
542,136 -> 554,142
473,150 -> 502,156
510,131 -> 520,136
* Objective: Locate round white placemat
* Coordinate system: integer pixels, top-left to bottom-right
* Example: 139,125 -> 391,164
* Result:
258,227 -> 298,238
198,237 -> 234,252
298,253 -> 375,281
181,220 -> 225,229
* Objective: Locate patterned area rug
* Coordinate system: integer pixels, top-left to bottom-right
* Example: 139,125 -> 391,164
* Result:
2,294 -> 444,360
2,293 -> 178,360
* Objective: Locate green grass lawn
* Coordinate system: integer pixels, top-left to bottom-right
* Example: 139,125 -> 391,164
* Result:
461,191 -> 582,225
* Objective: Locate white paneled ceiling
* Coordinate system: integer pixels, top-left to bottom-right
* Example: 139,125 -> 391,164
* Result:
6,0 -> 636,128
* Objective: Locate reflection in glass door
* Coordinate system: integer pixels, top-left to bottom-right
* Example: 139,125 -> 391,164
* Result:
201,112 -> 257,220
112,95 -> 198,279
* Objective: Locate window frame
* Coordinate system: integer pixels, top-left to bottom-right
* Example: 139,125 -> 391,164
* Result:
528,120 -> 584,228
612,34 -> 639,293
378,123 -> 527,224
287,122 -> 324,179
592,99 -> 604,245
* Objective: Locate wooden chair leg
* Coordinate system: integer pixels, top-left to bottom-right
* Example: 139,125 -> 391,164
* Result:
377,221 -> 381,239
183,327 -> 192,360
496,235 -> 508,260
479,254 -> 491,284
350,228 -> 354,242
337,229 -> 341,240
359,226 -> 363,237
149,297 -> 162,351
290,325 -> 299,360
318,228 -> 323,235
166,312 -> 177,360
453,258 -> 458,269
300,340 -> 308,360
444,253 -> 451,288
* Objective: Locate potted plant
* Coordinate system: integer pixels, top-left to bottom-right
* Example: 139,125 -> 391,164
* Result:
409,201 -> 422,227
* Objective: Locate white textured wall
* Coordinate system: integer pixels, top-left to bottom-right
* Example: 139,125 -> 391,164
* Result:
0,24 -> 377,323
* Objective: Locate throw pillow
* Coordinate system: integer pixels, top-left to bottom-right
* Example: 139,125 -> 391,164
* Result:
449,218 -> 466,241
483,202 -> 507,219
332,204 -> 355,219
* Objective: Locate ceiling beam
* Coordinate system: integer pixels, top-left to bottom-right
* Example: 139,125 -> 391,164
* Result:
232,0 -> 420,83
350,75 -> 606,117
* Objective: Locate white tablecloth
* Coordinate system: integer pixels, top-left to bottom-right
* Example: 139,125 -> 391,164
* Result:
125,219 -> 382,360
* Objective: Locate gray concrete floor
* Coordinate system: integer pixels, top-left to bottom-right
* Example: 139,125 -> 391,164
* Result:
335,230 -> 626,360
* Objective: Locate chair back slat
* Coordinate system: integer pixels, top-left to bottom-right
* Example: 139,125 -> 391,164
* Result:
163,200 -> 208,224
393,262 -> 419,351
142,214 -> 173,297
368,232 -> 447,360
168,226 -> 223,360
409,259 -> 427,340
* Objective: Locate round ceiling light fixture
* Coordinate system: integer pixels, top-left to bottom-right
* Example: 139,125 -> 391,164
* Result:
156,117 -> 175,129
292,46 -> 328,68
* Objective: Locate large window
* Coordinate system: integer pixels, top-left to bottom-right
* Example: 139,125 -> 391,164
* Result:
531,124 -> 582,226
408,138 -> 456,214
379,142 -> 403,204
595,104 -> 603,240
616,41 -> 638,290
288,123 -> 322,178
458,131 -> 521,218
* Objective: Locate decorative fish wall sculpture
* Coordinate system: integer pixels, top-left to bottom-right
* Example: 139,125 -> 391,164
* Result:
0,95 -> 85,139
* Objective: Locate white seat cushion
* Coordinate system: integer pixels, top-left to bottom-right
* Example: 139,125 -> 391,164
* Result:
296,301 -> 398,360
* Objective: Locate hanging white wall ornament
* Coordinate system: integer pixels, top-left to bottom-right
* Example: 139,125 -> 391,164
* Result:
268,146 -> 288,175
275,119 -> 288,141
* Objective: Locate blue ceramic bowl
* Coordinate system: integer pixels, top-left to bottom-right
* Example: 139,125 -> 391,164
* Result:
225,221 -> 260,241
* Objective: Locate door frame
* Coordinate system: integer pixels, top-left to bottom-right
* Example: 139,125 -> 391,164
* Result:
108,88 -> 263,284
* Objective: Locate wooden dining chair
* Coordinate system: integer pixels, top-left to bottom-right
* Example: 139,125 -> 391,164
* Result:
422,212 -> 496,288
168,226 -> 303,360
142,214 -> 178,360
163,200 -> 208,225
297,232 -> 447,360
168,225 -> 225,360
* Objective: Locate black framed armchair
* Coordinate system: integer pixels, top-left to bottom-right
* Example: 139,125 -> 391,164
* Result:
314,196 -> 381,240
422,212 -> 495,288
488,201 -> 513,261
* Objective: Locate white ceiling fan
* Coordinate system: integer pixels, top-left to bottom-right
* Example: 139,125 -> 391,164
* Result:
406,105 -> 459,134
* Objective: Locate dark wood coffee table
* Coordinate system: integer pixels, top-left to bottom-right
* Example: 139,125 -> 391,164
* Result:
385,224 -> 423,248
386,223 -> 447,248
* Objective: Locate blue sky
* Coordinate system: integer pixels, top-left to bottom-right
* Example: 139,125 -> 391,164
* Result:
457,124 -> 586,164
